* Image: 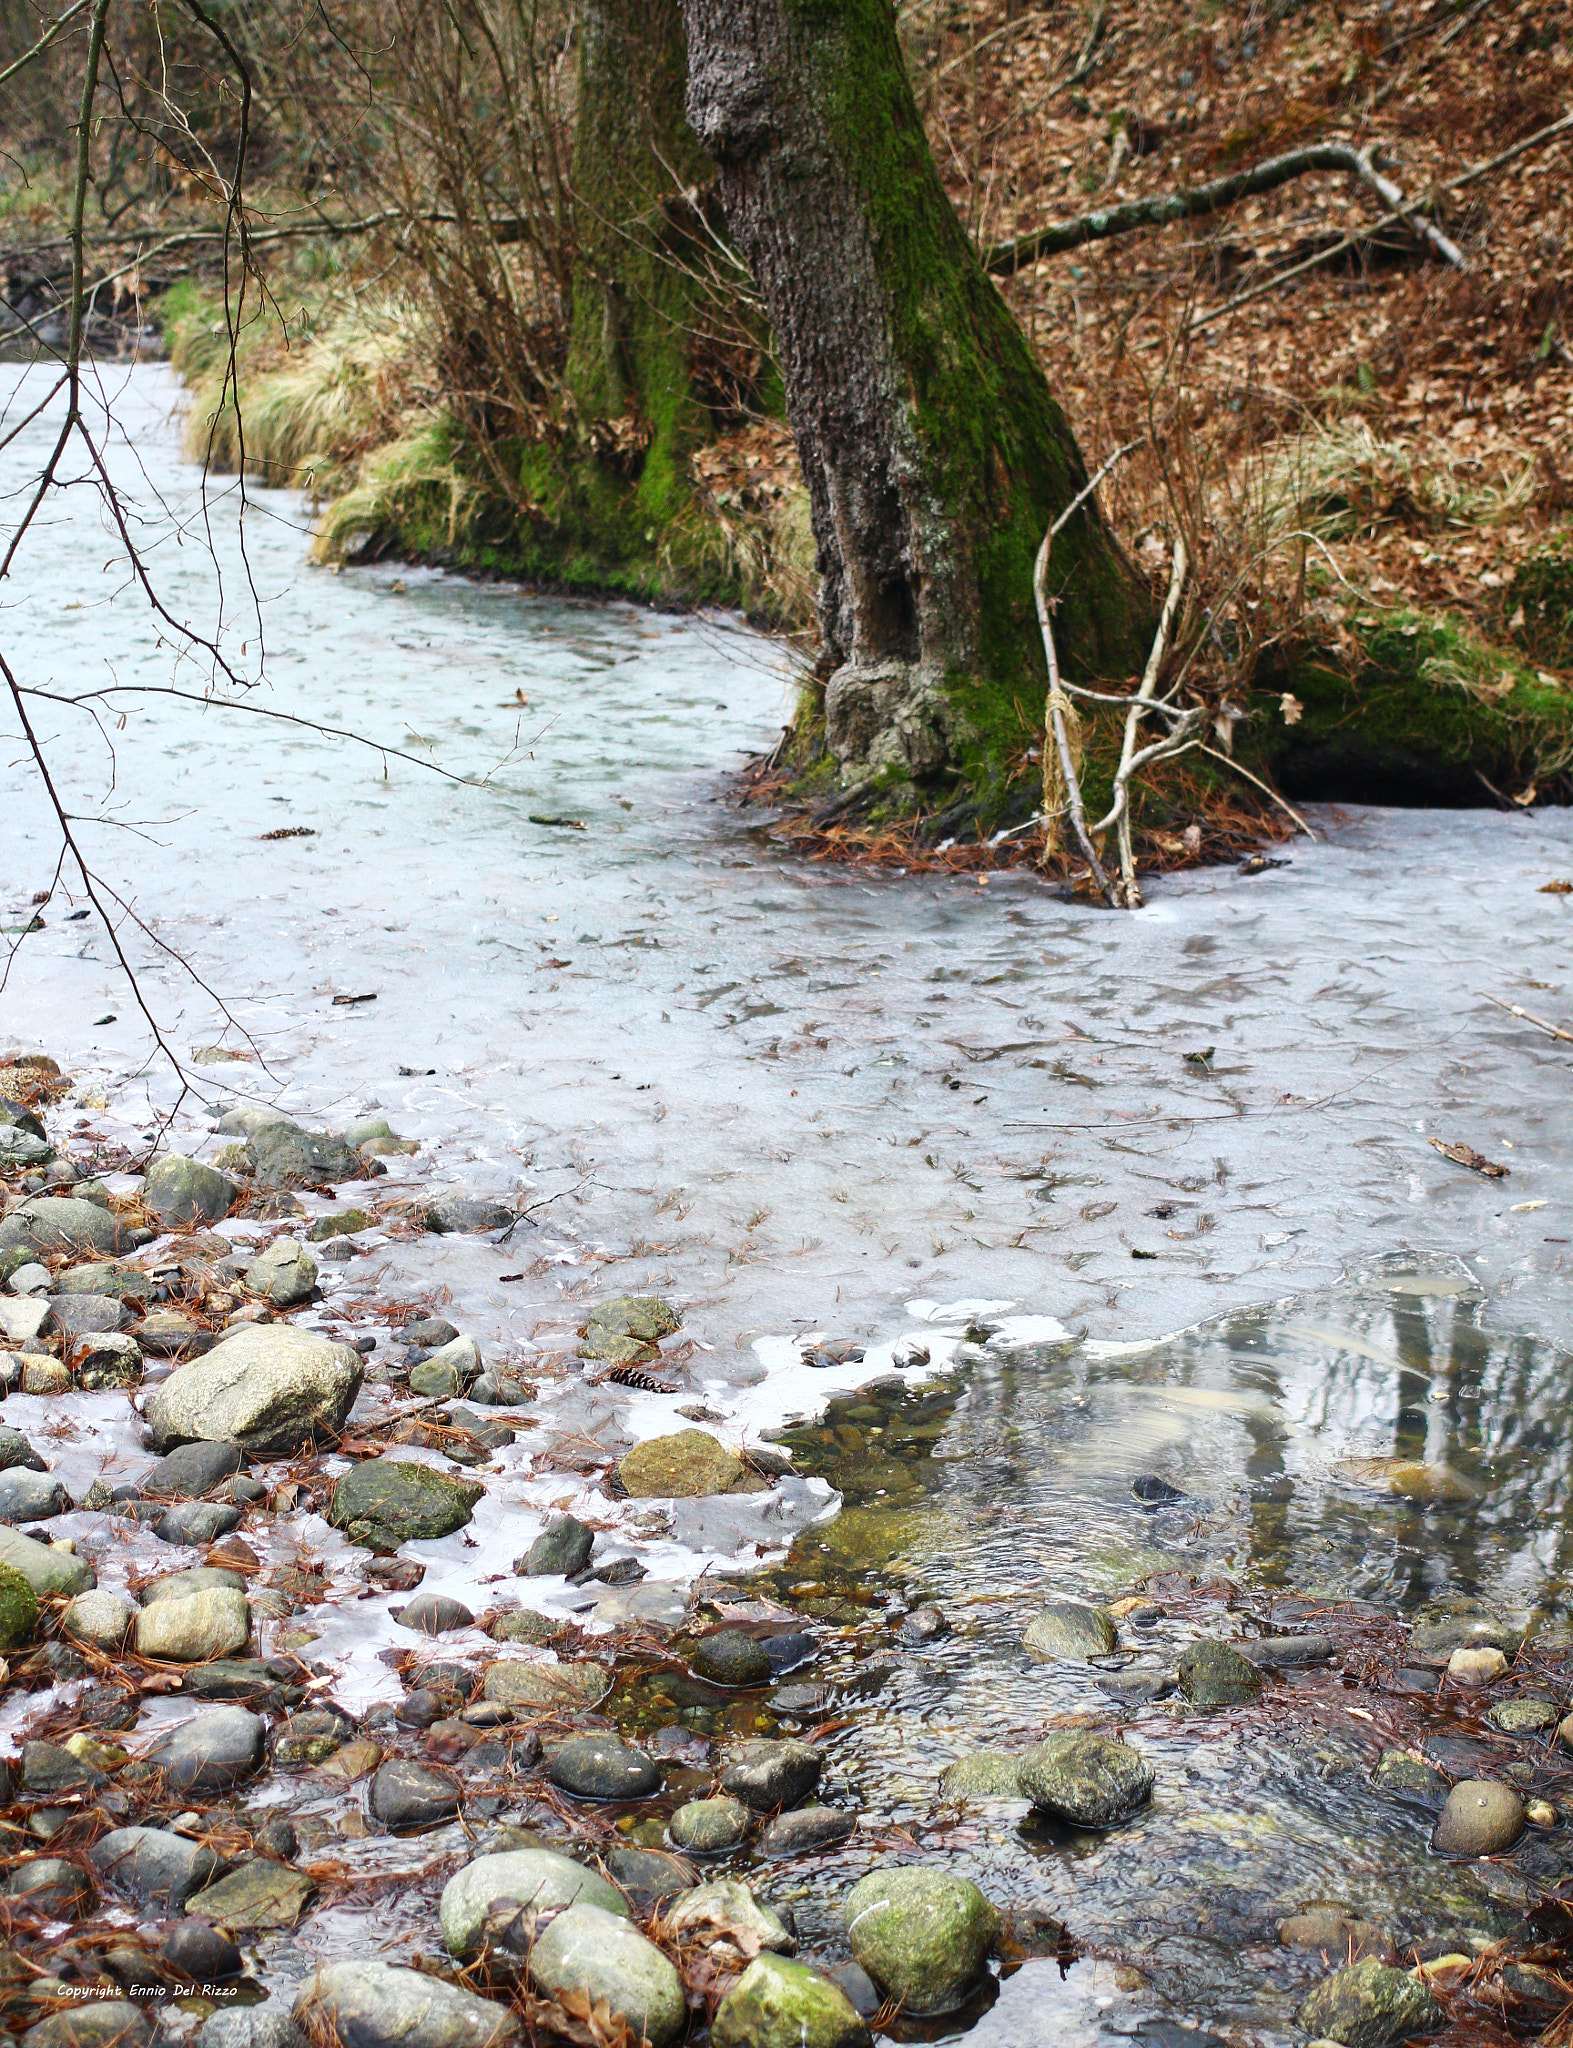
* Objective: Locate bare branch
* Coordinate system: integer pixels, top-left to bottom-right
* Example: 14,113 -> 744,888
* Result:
0,0 -> 89,90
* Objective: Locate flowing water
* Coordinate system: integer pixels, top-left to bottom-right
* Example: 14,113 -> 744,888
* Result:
3,358 -> 1573,2043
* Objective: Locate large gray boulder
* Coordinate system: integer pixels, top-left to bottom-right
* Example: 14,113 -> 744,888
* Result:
0,1196 -> 124,1257
440,1847 -> 627,1957
143,1154 -> 237,1227
145,1324 -> 362,1455
527,1901 -> 685,2048
294,1961 -> 520,2048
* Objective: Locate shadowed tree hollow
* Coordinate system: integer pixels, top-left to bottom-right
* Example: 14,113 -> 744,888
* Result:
679,0 -> 1151,804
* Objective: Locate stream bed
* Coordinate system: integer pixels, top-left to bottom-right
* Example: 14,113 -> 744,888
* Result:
1,359 -> 1573,2047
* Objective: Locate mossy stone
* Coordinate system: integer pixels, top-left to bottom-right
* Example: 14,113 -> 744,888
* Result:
581,1295 -> 681,1365
713,1954 -> 872,2048
1177,1639 -> 1261,1708
0,1560 -> 39,1651
938,1752 -> 1024,1799
330,1458 -> 484,1553
1018,1732 -> 1154,1827
844,1867 -> 998,2015
617,1430 -> 764,1498
1296,1956 -> 1442,2047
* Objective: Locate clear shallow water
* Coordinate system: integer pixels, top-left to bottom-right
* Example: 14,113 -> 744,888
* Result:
3,359 -> 1573,2042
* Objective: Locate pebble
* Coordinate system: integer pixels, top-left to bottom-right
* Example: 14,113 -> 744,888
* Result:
368,1758 -> 461,1829
1434,1780 -> 1524,1855
1488,1697 -> 1557,1732
155,1500 -> 244,1544
164,1921 -> 244,1983
0,1469 -> 71,1522
721,1737 -> 824,1811
244,1237 -> 319,1307
62,1588 -> 136,1651
693,1628 -> 773,1686
670,1796 -> 752,1852
7,1857 -> 94,1916
939,1752 -> 1024,1799
547,1734 -> 661,1799
135,1586 -> 250,1663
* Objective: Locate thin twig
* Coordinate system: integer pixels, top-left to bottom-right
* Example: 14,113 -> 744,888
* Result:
1478,992 -> 1573,1046
1196,746 -> 1317,840
0,0 -> 89,89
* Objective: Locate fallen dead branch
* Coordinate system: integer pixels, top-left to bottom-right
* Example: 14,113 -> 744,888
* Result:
1429,1137 -> 1509,1178
985,139 -> 1466,276
1479,992 -> 1573,1046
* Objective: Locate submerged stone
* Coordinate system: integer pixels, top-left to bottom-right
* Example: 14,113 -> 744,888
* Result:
939,1751 -> 1025,1799
1177,1639 -> 1262,1708
692,1628 -> 773,1687
1489,1696 -> 1558,1733
1019,1732 -> 1154,1827
1371,1749 -> 1449,1811
1296,1957 -> 1442,2047
1022,1600 -> 1117,1662
721,1737 -> 823,1811
481,1658 -> 611,1710
670,1796 -> 751,1852
547,1734 -> 660,1800
713,1954 -> 872,2048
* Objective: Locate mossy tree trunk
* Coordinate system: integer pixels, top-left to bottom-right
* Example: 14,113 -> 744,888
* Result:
680,0 -> 1151,800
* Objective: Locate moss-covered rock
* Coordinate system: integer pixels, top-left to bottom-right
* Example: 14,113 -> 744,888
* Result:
617,1429 -> 765,1498
713,1954 -> 872,2048
844,1867 -> 998,2014
581,1294 -> 681,1365
0,1559 -> 39,1651
330,1458 -> 484,1553
1296,1957 -> 1442,2046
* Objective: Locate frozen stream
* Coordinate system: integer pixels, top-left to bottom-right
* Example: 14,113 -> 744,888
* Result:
2,358 -> 1573,2044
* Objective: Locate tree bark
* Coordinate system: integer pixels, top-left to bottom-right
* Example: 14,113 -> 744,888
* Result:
680,0 -> 1150,796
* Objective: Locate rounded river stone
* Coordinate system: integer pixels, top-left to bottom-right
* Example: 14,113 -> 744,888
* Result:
547,1735 -> 660,1800
845,1867 -> 999,2015
713,1955 -> 872,2048
1019,1733 -> 1155,1827
1435,1780 -> 1524,1856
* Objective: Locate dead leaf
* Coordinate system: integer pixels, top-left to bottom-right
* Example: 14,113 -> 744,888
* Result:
1279,691 -> 1304,725
1429,1138 -> 1509,1178
1539,879 -> 1572,895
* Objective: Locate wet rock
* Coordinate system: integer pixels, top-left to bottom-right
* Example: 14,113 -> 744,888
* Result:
581,1295 -> 681,1367
244,1238 -> 318,1307
0,1556 -> 37,1648
722,1737 -> 824,1812
1447,1645 -> 1507,1686
163,1920 -> 243,1984
47,1293 -> 125,1337
187,1858 -> 316,1929
667,1876 -> 794,1952
22,1741 -> 105,1795
1409,1600 -> 1521,1664
330,1457 -> 483,1552
844,1866 -> 999,2015
92,1826 -> 225,1907
272,1709 -> 353,1766
24,2001 -> 153,2048
1435,1780 -> 1524,1856
147,1324 -> 363,1456
405,1317 -> 460,1348
1177,1639 -> 1262,1708
0,1296 -> 52,1345
547,1734 -> 660,1799
1022,1600 -> 1117,1662
441,1845 -> 627,1955
823,1962 -> 881,2020
135,1587 -> 250,1663
1279,1909 -> 1394,1961
397,1592 -> 476,1635
482,1658 -> 611,1710
144,1706 -> 266,1793
670,1796 -> 752,1852
489,1608 -> 561,1645
197,2015 -> 307,2048
618,1429 -> 765,1498
409,1335 -> 481,1398
1372,1750 -> 1450,1811
140,1565 -> 247,1605
762,1806 -> 860,1855
0,1196 -> 126,1257
1019,1733 -> 1154,1828
528,1900 -> 685,2048
155,1500 -> 243,1545
0,1427 -> 46,1472
140,1440 -> 246,1498
245,1120 -> 361,1189
693,1629 -> 773,1687
294,1960 -> 521,2048
939,1752 -> 1024,1799
63,1589 -> 135,1651
7,1857 -> 93,1916
0,1469 -> 70,1522
79,1332 -> 143,1388
605,1845 -> 698,1910
1240,1634 -> 1335,1667
369,1758 -> 461,1829
309,1209 -> 374,1242
713,1954 -> 873,2048
517,1514 -> 594,1577
321,1737 -> 385,1780
1490,1696 -> 1558,1732
898,1602 -> 949,1643
144,1154 -> 238,1227
1297,1957 -> 1442,2046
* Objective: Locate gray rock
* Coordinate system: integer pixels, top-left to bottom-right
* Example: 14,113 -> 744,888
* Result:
1178,1639 -> 1262,1708
713,1955 -> 872,2048
49,1292 -> 128,1336
0,1124 -> 52,1167
1296,1956 -> 1443,2046
0,1468 -> 71,1521
369,1759 -> 461,1829
844,1866 -> 999,2015
693,1628 -> 773,1687
63,1588 -> 136,1651
78,1331 -> 142,1388
761,1805 -> 859,1855
140,1440 -> 245,1498
0,1295 -> 52,1345
244,1238 -> 318,1307
721,1737 -> 823,1812
136,1586 -> 250,1662
24,2001 -> 152,2048
1019,1733 -> 1154,1827
144,1154 -> 238,1227
194,2008 -> 303,2048
1240,1633 -> 1335,1666
308,1208 -> 374,1242
396,1592 -> 475,1635
1022,1600 -> 1117,1661
670,1797 -> 752,1852
91,1825 -> 225,1907
146,1323 -> 362,1456
1435,1780 -> 1524,1856
440,1846 -> 627,1957
422,1196 -> 516,1234
7,1857 -> 93,1916
527,1900 -> 685,2048
581,1295 -> 681,1364
405,1317 -> 460,1348
6,1261 -> 50,1292
272,1708 -> 354,1766
468,1373 -> 534,1407
666,1876 -> 794,1952
0,1196 -> 125,1257
0,1428 -> 45,1474
489,1608 -> 563,1646
294,1961 -> 520,2048
155,1500 -> 243,1545
22,1741 -> 104,1795
939,1752 -> 1025,1799
246,1121 -> 362,1189
331,1457 -> 484,1552
165,1921 -> 245,1983
139,1565 -> 247,1605
50,1262 -> 147,1299
143,1706 -> 265,1792
0,1524 -> 94,1595
1409,1599 -> 1521,1664
518,1514 -> 594,1577
547,1735 -> 660,1800
408,1336 -> 482,1400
